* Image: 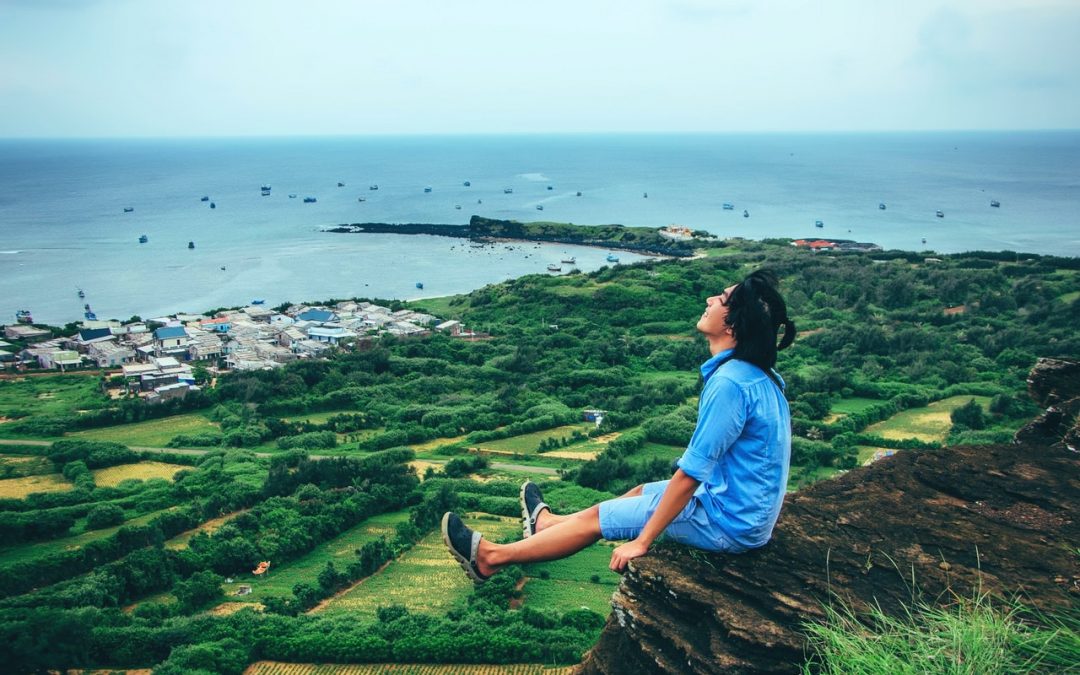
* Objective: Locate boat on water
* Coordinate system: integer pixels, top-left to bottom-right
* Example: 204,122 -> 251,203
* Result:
369,184 -> 379,190
337,182 -> 345,187
77,288 -> 85,298
424,187 -> 432,193
210,202 -> 216,209
743,210 -> 750,218
200,196 -> 209,202
123,207 -> 134,213
643,192 -> 648,198
990,200 -> 1000,207
936,210 -> 945,218
815,220 -> 824,228
84,311 -> 96,321
561,256 -> 576,264
251,299 -> 265,305
260,185 -> 271,192
879,203 -> 887,210
289,194 -> 297,199
454,204 -> 462,210
547,186 -> 554,191
546,264 -> 562,272
188,241 -> 195,249
15,309 -> 33,324
576,191 -> 582,197
358,197 -> 366,202
303,197 -> 317,203
138,234 -> 148,243
723,203 -> 735,210
536,204 -> 544,211
922,238 -> 927,244
606,254 -> 620,263
464,180 -> 471,187
415,282 -> 424,289
503,188 -> 513,194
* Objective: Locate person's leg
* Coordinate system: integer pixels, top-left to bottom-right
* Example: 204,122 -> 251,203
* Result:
533,482 -> 651,534
475,504 -> 603,577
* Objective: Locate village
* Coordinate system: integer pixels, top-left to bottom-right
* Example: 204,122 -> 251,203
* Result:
1,301 -> 473,404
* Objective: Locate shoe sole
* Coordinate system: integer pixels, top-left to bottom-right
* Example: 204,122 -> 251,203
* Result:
520,481 -> 534,539
441,512 -> 486,584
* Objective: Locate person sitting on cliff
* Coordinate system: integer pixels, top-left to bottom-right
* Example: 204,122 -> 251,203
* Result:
442,269 -> 796,582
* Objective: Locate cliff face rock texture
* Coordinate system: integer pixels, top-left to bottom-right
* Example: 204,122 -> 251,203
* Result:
1016,357 -> 1080,451
577,359 -> 1080,674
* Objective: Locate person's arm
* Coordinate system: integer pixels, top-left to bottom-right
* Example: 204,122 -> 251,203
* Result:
609,468 -> 700,571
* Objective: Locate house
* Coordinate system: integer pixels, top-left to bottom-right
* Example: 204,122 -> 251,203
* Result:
188,334 -> 224,362
277,326 -> 307,347
293,339 -> 331,357
72,328 -> 114,352
435,320 -> 462,336
145,381 -> 196,404
243,306 -> 274,322
36,349 -> 83,371
4,325 -> 51,341
306,324 -> 353,345
198,317 -> 232,334
296,308 -> 337,323
87,340 -> 135,367
153,326 -> 189,358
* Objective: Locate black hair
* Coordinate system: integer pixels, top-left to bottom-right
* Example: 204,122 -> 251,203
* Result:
723,269 -> 796,378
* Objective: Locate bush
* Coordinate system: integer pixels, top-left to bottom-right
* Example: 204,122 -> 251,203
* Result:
951,399 -> 987,431
85,503 -> 125,530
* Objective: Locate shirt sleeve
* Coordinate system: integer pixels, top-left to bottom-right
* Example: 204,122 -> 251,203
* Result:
677,376 -> 747,483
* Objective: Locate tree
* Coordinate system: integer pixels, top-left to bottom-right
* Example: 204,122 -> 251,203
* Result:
951,399 -> 987,431
85,503 -> 125,530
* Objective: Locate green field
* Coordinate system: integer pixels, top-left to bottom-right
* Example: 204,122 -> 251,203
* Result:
408,294 -> 468,319
0,374 -> 103,420
865,395 -> 992,443
0,506 -> 176,567
0,453 -> 54,478
521,541 -> 620,615
223,510 -> 412,604
632,442 -> 683,466
478,424 -> 602,456
320,514 -> 520,618
69,413 -> 219,446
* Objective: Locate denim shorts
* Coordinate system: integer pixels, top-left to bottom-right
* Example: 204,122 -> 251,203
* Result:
597,480 -> 744,553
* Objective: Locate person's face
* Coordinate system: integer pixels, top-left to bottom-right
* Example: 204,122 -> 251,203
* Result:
696,284 -> 737,340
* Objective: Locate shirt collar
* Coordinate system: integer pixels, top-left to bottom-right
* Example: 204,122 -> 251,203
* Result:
700,348 -> 735,382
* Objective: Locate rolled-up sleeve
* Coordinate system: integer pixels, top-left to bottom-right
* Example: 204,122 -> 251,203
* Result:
677,377 -> 746,483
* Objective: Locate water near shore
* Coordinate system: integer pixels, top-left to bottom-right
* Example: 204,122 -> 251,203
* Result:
1,132 -> 1077,324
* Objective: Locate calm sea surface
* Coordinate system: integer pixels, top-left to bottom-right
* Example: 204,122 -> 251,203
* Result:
1,132 -> 1077,324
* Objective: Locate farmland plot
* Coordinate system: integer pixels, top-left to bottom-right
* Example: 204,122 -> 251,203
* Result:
245,662 -> 572,675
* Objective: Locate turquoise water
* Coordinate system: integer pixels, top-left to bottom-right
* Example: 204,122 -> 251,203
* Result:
1,132 -> 1077,324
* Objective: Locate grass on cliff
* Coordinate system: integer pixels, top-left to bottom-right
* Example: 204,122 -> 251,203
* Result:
803,594 -> 1079,675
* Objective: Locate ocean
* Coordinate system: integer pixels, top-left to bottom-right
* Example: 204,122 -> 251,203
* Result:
1,132 -> 1077,325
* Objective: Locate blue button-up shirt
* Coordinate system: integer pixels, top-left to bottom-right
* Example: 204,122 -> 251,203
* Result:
676,349 -> 791,549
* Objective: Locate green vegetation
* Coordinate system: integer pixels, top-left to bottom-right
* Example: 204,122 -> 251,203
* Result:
803,594 -> 1080,675
0,237 -> 1077,672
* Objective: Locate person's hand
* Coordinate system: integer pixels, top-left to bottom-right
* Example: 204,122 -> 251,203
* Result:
610,538 -> 650,572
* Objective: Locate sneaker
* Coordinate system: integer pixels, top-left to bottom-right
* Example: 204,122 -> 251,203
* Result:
441,512 -> 490,584
520,480 -> 550,539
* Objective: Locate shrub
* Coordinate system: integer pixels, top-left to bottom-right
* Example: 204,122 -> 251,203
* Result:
85,503 -> 125,530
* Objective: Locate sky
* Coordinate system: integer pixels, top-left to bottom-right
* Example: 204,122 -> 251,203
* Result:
1,0 -> 1078,137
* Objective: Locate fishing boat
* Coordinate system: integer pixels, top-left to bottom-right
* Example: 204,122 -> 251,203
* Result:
503,188 -> 513,194
936,210 -> 944,218
536,204 -> 544,211
743,210 -> 750,218
815,220 -> 824,228
200,196 -> 209,202
77,288 -> 85,299
15,309 -> 33,324
643,192 -> 648,198
424,187 -> 432,193
303,197 -> 317,203
188,241 -> 195,249
547,186 -> 554,191
879,203 -> 886,210
260,186 -> 271,196
251,299 -> 265,305
337,182 -> 345,187
210,202 -> 216,209
546,264 -> 562,272
464,180 -> 471,187
606,254 -> 620,263
369,184 -> 379,190
561,256 -> 576,264
139,234 -> 148,243
990,200 -> 1000,208
84,311 -> 97,321
123,207 -> 134,213
723,203 -> 735,210
415,282 -> 424,289
358,197 -> 366,202
454,204 -> 462,210
289,194 -> 297,199
576,191 -> 582,197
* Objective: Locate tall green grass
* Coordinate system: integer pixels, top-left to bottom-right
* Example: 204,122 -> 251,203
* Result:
802,594 -> 1079,674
